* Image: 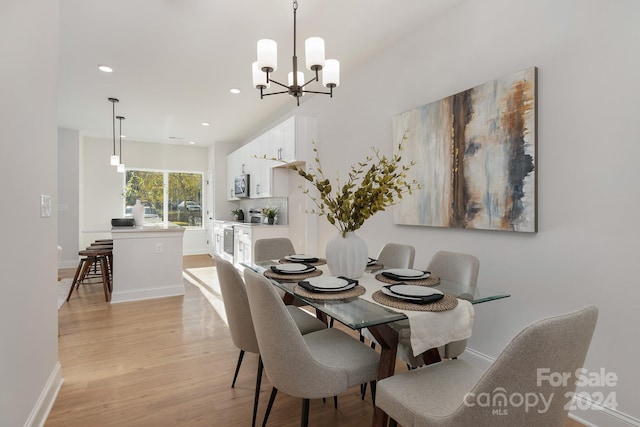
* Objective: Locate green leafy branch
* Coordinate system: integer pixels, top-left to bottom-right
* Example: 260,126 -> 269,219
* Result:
284,131 -> 420,237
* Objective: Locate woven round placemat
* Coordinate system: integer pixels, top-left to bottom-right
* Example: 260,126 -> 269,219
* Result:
371,290 -> 458,312
293,284 -> 366,300
367,263 -> 384,271
375,273 -> 441,287
278,257 -> 327,266
264,268 -> 323,282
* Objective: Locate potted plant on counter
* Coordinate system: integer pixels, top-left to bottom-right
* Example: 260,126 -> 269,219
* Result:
231,209 -> 244,222
262,207 -> 278,225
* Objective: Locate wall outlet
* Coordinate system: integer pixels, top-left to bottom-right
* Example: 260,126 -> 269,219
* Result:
155,243 -> 163,254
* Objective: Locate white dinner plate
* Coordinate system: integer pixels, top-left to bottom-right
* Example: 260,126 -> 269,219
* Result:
306,276 -> 350,289
384,268 -> 428,278
285,254 -> 317,262
274,263 -> 315,273
381,287 -> 424,301
385,284 -> 443,298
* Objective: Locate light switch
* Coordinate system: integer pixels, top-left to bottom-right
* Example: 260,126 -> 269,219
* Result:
40,195 -> 52,218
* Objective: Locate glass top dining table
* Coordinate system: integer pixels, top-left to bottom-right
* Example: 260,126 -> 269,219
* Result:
242,260 -> 510,427
242,260 -> 510,330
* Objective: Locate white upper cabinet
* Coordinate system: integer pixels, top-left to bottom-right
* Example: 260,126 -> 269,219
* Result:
227,116 -> 316,199
270,116 -> 315,164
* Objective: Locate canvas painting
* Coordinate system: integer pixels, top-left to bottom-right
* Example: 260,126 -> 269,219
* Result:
393,67 -> 537,232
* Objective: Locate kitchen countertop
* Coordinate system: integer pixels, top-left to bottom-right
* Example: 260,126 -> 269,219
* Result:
111,222 -> 185,233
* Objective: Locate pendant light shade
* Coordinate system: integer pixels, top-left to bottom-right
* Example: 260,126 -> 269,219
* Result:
304,37 -> 325,71
116,115 -> 125,173
108,97 -> 120,165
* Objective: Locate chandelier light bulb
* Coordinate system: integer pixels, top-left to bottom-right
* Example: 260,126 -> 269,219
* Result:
323,59 -> 340,88
305,37 -> 325,71
257,39 -> 277,72
288,71 -> 305,89
252,62 -> 269,89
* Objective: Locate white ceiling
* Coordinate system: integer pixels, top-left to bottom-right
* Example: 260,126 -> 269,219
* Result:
58,0 -> 454,146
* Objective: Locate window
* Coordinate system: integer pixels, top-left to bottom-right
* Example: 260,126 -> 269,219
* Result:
124,170 -> 203,228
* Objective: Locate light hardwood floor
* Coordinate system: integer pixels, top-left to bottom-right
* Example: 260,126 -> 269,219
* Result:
49,255 -> 585,427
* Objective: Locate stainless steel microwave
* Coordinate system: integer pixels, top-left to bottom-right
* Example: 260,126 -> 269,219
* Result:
234,174 -> 250,198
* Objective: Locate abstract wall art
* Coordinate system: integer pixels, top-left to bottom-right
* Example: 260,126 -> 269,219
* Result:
393,67 -> 537,232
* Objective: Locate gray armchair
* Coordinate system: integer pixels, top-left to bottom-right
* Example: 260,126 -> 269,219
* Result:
214,256 -> 325,427
376,306 -> 598,427
376,243 -> 416,269
243,267 -> 380,427
254,237 -> 296,262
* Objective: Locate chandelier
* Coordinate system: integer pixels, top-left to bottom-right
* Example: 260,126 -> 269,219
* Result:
252,0 -> 340,106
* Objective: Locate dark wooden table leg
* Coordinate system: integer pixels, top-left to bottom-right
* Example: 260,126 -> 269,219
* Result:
367,323 -> 399,427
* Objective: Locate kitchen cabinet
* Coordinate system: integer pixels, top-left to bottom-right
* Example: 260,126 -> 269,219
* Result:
233,226 -> 252,269
232,224 -> 290,270
270,116 -> 316,164
213,221 -> 225,257
111,224 -> 185,303
226,149 -> 241,200
226,116 -> 317,199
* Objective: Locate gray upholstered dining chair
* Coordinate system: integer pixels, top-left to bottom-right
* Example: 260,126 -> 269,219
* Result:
376,242 -> 416,269
254,237 -> 296,262
375,306 -> 599,427
400,250 -> 480,367
253,237 -> 308,307
361,242 -> 416,373
367,250 -> 480,368
243,267 -> 380,427
214,256 -> 326,427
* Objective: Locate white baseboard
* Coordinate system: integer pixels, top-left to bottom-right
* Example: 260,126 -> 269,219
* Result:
24,362 -> 63,427
110,284 -> 185,303
461,348 -> 639,427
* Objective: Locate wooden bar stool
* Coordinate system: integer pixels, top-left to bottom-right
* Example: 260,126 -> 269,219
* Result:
66,248 -> 112,302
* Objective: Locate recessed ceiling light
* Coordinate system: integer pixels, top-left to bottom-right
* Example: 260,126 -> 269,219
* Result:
189,141 -> 196,145
120,135 -> 126,138
201,122 -> 211,127
230,88 -> 241,94
98,64 -> 113,73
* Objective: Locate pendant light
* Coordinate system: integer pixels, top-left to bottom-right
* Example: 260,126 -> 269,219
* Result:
108,97 -> 120,165
116,115 -> 125,173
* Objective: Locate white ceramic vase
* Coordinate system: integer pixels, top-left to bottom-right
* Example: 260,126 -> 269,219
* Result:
325,231 -> 368,279
132,199 -> 145,226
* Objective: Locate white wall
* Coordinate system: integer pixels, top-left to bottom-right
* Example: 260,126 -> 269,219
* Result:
58,128 -> 80,267
0,0 -> 62,425
78,136 -> 210,253
283,0 -> 639,424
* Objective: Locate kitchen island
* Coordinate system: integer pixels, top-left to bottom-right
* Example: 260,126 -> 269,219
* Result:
110,222 -> 186,303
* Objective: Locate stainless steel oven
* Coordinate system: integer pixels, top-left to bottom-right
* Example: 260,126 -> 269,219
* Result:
222,224 -> 234,262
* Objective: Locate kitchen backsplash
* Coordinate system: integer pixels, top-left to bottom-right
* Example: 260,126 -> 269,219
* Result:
235,197 -> 288,225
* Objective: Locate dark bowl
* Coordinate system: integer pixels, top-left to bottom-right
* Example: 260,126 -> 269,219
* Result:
111,218 -> 135,227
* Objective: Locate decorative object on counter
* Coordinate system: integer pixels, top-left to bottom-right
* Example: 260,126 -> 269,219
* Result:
262,207 -> 278,225
132,199 -> 145,226
231,209 -> 244,222
111,217 -> 135,227
286,131 -> 420,278
252,0 -> 339,106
